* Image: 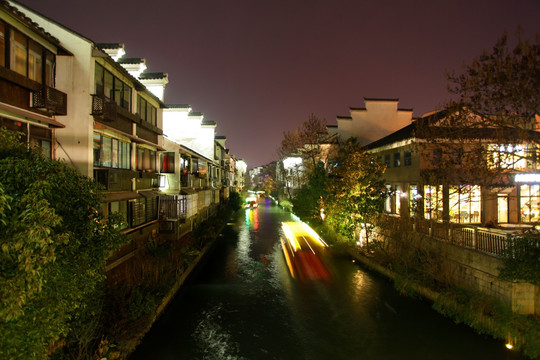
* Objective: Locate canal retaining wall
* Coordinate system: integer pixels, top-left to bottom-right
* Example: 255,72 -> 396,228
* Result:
375,228 -> 539,315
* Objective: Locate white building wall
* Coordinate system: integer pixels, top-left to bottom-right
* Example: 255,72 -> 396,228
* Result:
11,2 -> 96,177
163,108 -> 216,161
336,99 -> 413,146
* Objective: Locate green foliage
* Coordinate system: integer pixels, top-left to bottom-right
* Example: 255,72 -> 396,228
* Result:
128,286 -> 157,321
0,129 -> 127,359
325,138 -> 388,241
228,190 -> 244,211
499,232 -> 540,285
291,162 -> 327,223
279,200 -> 293,212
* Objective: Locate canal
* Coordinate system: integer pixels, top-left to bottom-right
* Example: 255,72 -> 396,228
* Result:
130,199 -> 524,360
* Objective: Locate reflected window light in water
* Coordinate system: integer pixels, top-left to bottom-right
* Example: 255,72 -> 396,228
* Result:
352,270 -> 368,302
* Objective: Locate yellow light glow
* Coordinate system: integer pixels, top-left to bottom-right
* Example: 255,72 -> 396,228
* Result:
280,237 -> 295,278
506,343 -> 513,350
281,222 -> 302,251
281,221 -> 328,252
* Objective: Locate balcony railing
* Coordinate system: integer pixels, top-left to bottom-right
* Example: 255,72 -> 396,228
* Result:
160,195 -> 187,220
93,168 -> 137,191
91,94 -> 117,122
31,85 -> 67,115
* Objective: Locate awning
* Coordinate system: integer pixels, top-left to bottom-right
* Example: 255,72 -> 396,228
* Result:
0,101 -> 65,128
103,191 -> 141,202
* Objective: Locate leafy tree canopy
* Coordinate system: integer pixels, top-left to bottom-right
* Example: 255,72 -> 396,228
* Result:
0,130 -> 126,359
325,138 -> 388,241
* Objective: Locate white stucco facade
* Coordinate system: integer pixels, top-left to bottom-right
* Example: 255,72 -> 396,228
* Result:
163,107 -> 216,161
331,98 -> 413,145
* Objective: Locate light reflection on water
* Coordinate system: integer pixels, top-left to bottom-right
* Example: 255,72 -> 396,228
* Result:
193,304 -> 244,360
130,203 -> 525,360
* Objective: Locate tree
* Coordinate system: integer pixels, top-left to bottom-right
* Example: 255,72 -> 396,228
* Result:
447,31 -> 539,122
278,114 -> 330,171
415,32 -> 540,222
0,130 -> 126,359
325,138 -> 388,245
291,161 -> 328,223
278,114 -> 337,201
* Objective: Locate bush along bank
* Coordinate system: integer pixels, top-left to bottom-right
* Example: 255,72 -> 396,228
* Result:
312,221 -> 540,360
98,200 -> 242,360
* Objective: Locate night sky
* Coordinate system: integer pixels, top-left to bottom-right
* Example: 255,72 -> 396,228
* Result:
15,0 -> 540,168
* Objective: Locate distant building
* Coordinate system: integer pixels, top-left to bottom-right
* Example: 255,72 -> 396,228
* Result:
328,98 -> 413,145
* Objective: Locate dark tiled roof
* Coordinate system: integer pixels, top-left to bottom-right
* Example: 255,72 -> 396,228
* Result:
363,123 -> 416,150
188,111 -> 203,117
1,0 -> 60,45
118,57 -> 145,64
202,120 -> 216,126
216,135 -> 226,139
336,116 -> 352,119
97,43 -> 124,50
139,72 -> 168,80
167,104 -> 191,109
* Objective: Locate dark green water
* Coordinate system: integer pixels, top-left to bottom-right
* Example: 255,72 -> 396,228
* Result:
130,199 -> 524,360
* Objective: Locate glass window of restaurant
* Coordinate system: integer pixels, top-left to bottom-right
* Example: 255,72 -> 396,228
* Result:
424,185 -> 443,220
449,185 -> 481,223
384,184 -> 392,213
520,184 -> 540,223
409,184 -> 418,216
395,185 -> 401,214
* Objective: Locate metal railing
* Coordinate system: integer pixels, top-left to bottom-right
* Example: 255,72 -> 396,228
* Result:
377,215 -> 516,257
160,195 -> 187,220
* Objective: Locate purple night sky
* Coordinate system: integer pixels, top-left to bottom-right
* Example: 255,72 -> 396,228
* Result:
15,0 -> 540,168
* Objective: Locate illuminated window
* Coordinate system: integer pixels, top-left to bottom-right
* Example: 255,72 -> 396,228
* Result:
136,146 -> 157,172
409,184 -> 418,216
395,185 -> 401,214
384,184 -> 392,213
93,132 -> 130,169
520,184 -> 540,223
28,41 -> 42,83
94,63 -> 132,110
488,144 -> 531,170
161,152 -> 175,173
424,185 -> 443,220
11,30 -> 27,76
449,185 -> 481,223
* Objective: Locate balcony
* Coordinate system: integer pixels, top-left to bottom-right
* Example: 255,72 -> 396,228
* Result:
138,171 -> 160,189
180,173 -> 192,188
91,94 -> 117,122
31,85 -> 67,115
94,168 -> 137,191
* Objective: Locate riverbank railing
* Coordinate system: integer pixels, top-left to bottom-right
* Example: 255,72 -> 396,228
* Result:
376,215 -> 523,257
